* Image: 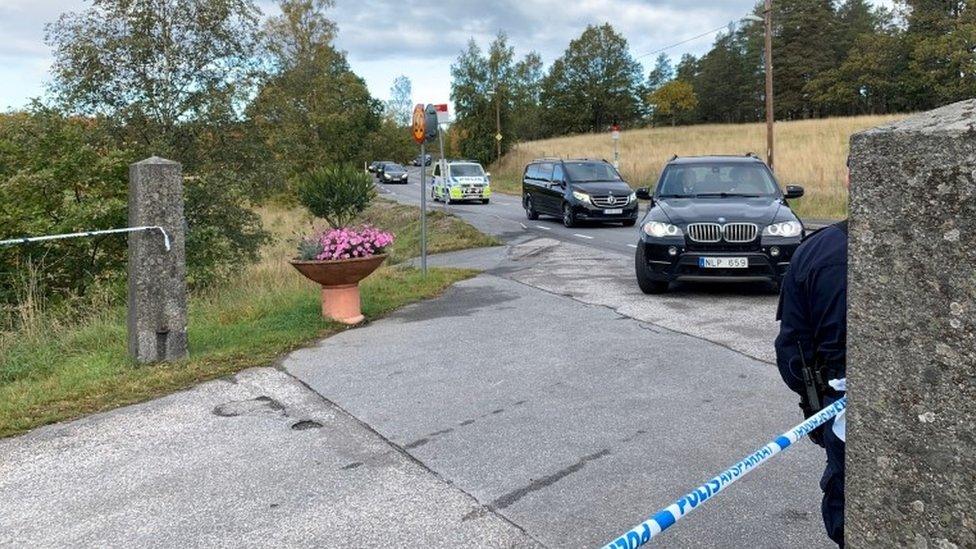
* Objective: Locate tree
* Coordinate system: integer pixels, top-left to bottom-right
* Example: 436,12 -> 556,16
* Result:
249,0 -> 382,180
540,24 -> 644,135
646,53 -> 674,91
649,80 -> 698,126
386,76 -> 413,127
450,33 -> 540,164
45,0 -> 262,162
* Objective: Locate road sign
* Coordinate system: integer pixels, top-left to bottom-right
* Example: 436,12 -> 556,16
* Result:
434,103 -> 450,125
611,124 -> 621,141
424,104 -> 439,143
412,104 -> 426,144
495,133 -> 503,141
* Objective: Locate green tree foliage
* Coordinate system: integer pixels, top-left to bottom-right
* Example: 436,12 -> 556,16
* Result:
0,106 -> 267,307
296,166 -> 375,229
45,0 -> 263,165
540,24 -> 644,135
385,76 -> 414,127
649,81 -> 699,126
249,0 -> 382,182
450,33 -> 541,164
646,54 -> 674,92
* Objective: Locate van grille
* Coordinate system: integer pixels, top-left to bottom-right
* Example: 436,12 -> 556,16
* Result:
687,223 -> 758,243
591,195 -> 628,208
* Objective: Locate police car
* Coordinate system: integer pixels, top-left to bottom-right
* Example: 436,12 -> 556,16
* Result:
431,160 -> 492,204
634,154 -> 805,293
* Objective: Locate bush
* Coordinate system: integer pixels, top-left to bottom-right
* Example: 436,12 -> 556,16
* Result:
0,106 -> 268,314
295,165 -> 375,228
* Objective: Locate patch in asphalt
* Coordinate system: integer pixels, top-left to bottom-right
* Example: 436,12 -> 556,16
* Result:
392,285 -> 520,323
212,395 -> 284,417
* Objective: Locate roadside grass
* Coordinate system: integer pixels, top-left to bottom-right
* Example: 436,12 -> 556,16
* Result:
0,200 -> 490,437
491,114 -> 905,219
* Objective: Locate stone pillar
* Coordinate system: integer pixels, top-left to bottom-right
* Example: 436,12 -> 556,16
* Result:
127,157 -> 187,363
847,100 -> 976,547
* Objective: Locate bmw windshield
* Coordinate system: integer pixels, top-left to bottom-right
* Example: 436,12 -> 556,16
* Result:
657,163 -> 779,198
384,164 -> 406,173
564,162 -> 622,182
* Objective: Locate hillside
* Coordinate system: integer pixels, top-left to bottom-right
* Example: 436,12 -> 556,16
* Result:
491,114 -> 905,219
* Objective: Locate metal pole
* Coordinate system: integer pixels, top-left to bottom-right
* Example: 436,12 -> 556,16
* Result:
495,91 -> 502,161
438,126 -> 448,211
419,142 -> 427,275
764,0 -> 775,171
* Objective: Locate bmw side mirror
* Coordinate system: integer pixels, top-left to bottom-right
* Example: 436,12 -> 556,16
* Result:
635,187 -> 652,200
784,185 -> 804,199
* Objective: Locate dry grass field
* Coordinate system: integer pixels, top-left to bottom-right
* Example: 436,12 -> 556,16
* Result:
492,114 -> 905,219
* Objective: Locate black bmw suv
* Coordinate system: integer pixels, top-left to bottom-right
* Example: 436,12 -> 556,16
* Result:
634,155 -> 805,294
522,158 -> 638,227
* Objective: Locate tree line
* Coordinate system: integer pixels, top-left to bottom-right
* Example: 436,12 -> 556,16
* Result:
451,0 -> 976,163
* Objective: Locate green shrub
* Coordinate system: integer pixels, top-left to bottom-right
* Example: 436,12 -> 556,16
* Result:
295,165 -> 375,228
0,106 -> 268,316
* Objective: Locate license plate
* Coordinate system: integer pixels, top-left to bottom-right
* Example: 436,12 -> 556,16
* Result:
604,208 -> 623,215
699,257 -> 748,269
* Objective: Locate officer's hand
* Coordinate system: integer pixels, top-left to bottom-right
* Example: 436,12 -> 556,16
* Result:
808,426 -> 826,448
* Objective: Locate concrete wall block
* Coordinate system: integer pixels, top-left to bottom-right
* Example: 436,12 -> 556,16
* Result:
847,99 -> 976,547
127,156 -> 188,363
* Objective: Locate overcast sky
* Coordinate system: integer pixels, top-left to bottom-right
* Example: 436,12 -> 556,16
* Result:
0,0 -> 894,112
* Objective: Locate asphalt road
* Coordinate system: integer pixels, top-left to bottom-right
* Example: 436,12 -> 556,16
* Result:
377,166 -> 645,256
376,166 -> 831,259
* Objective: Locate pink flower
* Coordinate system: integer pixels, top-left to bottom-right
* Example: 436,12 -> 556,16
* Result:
306,225 -> 395,260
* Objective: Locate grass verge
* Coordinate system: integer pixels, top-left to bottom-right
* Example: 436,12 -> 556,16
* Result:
490,114 -> 906,219
0,201 -> 491,437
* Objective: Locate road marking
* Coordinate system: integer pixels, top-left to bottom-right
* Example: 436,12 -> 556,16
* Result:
628,244 -> 638,248
519,222 -> 527,229
535,225 -> 551,230
573,233 -> 594,239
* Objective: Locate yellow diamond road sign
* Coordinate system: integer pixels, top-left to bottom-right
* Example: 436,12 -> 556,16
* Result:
495,133 -> 503,141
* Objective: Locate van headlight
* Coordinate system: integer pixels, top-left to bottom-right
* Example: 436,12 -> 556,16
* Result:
572,190 -> 591,204
643,221 -> 683,238
763,221 -> 803,238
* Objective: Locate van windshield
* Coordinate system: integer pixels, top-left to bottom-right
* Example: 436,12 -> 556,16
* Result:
451,164 -> 485,177
564,162 -> 621,182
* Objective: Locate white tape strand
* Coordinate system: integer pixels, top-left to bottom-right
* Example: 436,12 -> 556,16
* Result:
0,226 -> 171,252
603,397 -> 847,549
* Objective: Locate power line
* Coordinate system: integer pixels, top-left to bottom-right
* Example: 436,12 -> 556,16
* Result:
635,14 -> 761,61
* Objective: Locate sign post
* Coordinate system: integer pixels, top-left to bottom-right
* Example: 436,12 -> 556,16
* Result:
611,124 -> 621,169
412,104 -> 441,276
412,104 -> 429,275
434,104 -> 450,211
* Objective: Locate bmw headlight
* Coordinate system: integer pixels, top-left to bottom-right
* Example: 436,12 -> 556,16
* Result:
763,221 -> 803,238
643,221 -> 683,238
383,173 -> 391,179
572,190 -> 591,204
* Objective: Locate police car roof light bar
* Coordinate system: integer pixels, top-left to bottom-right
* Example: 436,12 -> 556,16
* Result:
602,397 -> 847,549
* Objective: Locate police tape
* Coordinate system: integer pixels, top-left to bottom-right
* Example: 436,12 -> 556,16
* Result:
603,397 -> 847,549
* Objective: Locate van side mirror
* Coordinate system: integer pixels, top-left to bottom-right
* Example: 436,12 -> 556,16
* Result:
784,185 -> 804,199
635,187 -> 652,200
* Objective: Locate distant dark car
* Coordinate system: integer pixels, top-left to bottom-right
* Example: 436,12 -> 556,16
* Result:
412,154 -> 432,166
378,162 -> 409,184
368,160 -> 391,173
633,154 -> 805,294
522,158 -> 637,228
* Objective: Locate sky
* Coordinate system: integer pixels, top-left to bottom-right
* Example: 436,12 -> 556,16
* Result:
0,0 -> 895,112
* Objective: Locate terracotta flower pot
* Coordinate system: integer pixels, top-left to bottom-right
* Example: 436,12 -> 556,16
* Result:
289,253 -> 388,324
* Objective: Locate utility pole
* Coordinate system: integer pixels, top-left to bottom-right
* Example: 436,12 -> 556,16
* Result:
764,0 -> 775,171
495,89 -> 502,162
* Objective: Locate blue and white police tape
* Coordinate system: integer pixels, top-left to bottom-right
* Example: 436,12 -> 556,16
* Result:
603,397 -> 847,549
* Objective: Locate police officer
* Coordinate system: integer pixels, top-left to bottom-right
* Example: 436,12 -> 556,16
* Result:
774,168 -> 848,547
